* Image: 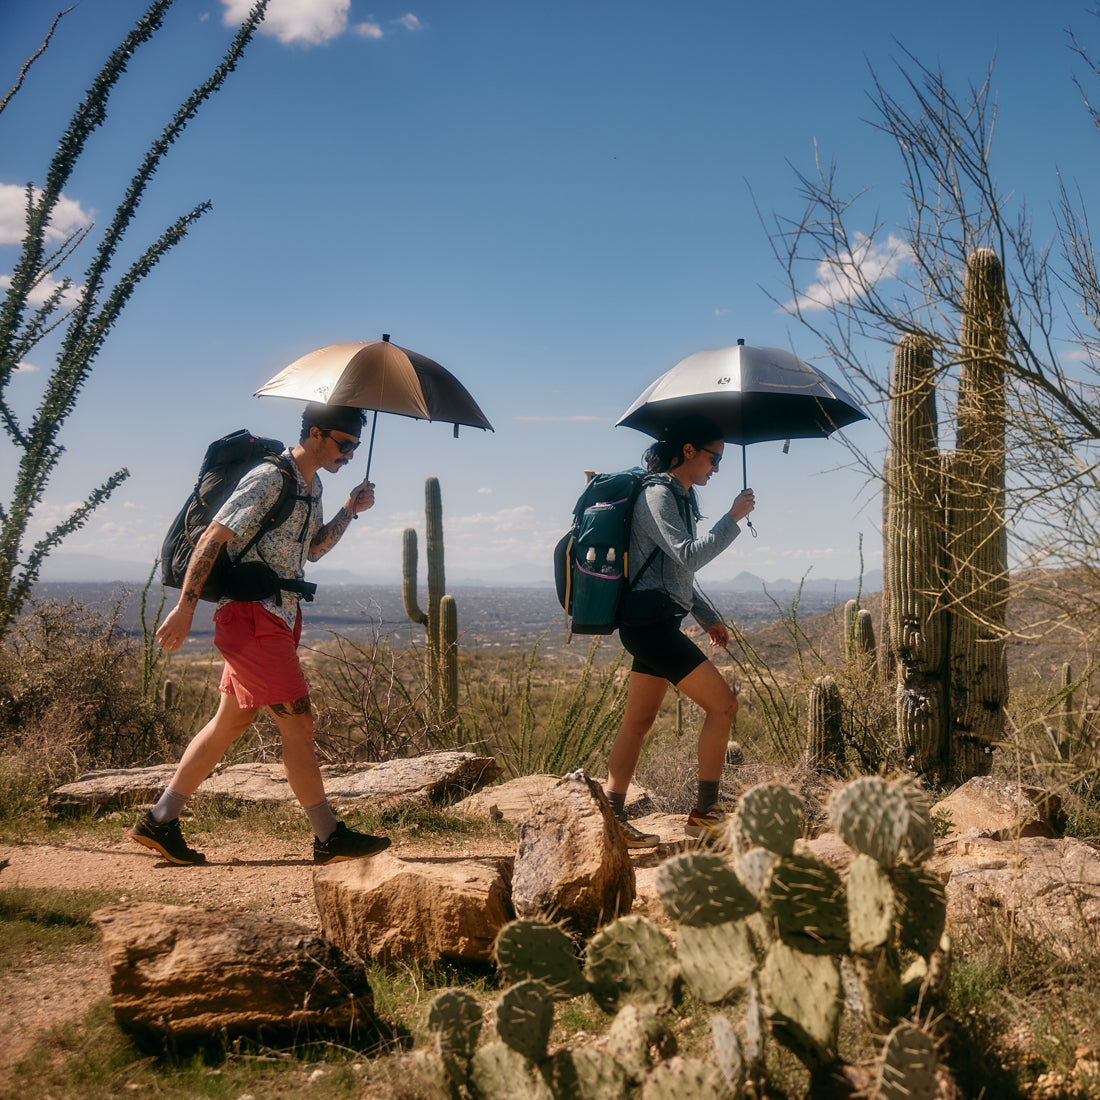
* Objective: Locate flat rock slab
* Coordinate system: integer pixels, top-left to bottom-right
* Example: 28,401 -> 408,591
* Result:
455,775 -> 657,823
315,851 -> 514,964
49,751 -> 502,814
92,901 -> 376,1040
934,835 -> 1100,957
932,776 -> 1064,840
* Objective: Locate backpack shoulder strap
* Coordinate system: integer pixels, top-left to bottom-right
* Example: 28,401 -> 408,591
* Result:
232,455 -> 304,563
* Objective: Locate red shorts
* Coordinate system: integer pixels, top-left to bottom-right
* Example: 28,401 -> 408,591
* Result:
214,601 -> 307,709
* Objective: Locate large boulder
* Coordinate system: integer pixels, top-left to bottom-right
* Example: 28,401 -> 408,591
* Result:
49,750 -> 502,814
934,835 -> 1100,958
454,774 -> 657,823
931,776 -> 1064,840
92,902 -> 375,1040
315,852 -> 514,964
510,769 -> 635,936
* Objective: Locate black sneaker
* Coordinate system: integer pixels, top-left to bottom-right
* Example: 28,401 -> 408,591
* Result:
313,821 -> 391,865
615,817 -> 661,849
128,811 -> 206,865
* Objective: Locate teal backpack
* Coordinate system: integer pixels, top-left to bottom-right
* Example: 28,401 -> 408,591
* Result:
553,467 -> 661,636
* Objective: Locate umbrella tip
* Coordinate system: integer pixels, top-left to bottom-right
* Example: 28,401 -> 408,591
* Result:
737,338 -> 745,346
382,333 -> 390,342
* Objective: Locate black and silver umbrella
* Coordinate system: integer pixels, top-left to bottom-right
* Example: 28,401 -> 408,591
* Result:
617,339 -> 867,486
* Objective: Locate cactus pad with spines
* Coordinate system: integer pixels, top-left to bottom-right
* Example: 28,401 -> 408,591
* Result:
676,918 -> 759,1003
470,1041 -> 553,1100
494,980 -> 554,1064
710,1012 -> 745,1095
847,853 -> 896,955
759,940 -> 842,1066
898,783 -> 935,862
878,1021 -> 938,1100
604,1003 -> 673,1083
763,853 -> 848,955
830,775 -> 912,868
584,916 -> 678,1013
427,986 -> 482,1065
493,918 -> 586,1000
891,864 -> 947,957
734,781 -> 804,856
735,846 -> 778,899
655,850 -> 757,926
638,1057 -> 728,1100
545,1048 -> 629,1100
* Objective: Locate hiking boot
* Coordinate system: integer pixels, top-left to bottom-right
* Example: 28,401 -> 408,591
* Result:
313,821 -> 391,865
615,817 -> 661,849
128,811 -> 206,866
684,806 -> 727,842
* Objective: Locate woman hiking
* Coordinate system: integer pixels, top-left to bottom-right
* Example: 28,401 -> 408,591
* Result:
604,413 -> 755,847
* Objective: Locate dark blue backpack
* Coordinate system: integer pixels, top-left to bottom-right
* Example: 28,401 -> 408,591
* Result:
553,467 -> 661,636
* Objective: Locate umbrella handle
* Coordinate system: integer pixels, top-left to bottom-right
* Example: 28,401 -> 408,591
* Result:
742,445 -> 757,538
363,410 -> 378,482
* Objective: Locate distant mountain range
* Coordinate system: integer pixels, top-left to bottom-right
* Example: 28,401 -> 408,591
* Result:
33,552 -> 881,599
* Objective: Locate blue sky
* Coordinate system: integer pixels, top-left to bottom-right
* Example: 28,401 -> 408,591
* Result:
2,0 -> 1097,589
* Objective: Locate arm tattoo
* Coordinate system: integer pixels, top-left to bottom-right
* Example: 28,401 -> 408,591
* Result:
181,539 -> 222,606
309,505 -> 352,561
269,695 -> 312,717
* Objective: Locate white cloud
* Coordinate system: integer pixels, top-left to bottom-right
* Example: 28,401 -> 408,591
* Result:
15,361 -> 38,374
477,487 -> 493,494
0,272 -> 84,310
398,13 -> 423,30
354,21 -> 383,38
0,182 -> 93,246
221,0 -> 349,45
784,232 -> 912,314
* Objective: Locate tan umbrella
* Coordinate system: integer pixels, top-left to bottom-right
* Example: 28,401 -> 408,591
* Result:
255,334 -> 493,475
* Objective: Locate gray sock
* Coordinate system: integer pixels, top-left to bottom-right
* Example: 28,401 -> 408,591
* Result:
697,780 -> 720,814
150,788 -> 188,824
606,789 -> 628,820
305,799 -> 338,841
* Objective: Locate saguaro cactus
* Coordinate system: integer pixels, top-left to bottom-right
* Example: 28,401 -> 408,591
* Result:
883,249 -> 1010,782
806,674 -> 844,770
946,247 -> 1009,779
403,476 -> 459,724
886,332 -> 948,776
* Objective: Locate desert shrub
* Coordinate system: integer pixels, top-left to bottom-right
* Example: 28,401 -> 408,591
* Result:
0,597 -> 172,773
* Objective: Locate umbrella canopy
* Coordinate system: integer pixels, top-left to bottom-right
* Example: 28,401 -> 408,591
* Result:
616,342 -> 866,446
255,335 -> 493,476
255,338 -> 493,431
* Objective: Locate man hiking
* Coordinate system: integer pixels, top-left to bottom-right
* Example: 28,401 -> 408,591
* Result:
130,402 -> 390,866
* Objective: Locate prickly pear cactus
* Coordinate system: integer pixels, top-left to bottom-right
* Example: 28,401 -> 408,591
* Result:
493,918 -> 587,1000
733,781 -> 804,856
709,1012 -> 745,1096
762,853 -> 849,955
604,1003 -> 674,1084
494,980 -> 553,1065
469,1040 -> 552,1100
878,1021 -> 939,1100
759,940 -> 842,1067
544,1047 -> 629,1100
891,864 -> 947,957
427,986 -> 482,1073
830,775 -> 913,868
735,846 -> 778,899
654,850 -> 756,926
676,918 -> 760,1004
639,1057 -> 728,1100
583,916 -> 678,1013
847,853 -> 896,955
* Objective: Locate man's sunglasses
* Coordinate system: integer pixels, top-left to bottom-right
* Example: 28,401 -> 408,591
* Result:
320,430 -> 360,455
700,447 -> 723,468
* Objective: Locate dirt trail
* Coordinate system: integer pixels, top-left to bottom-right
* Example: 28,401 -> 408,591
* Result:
0,829 -> 514,1088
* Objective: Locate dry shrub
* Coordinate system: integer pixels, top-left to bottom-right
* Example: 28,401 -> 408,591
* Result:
0,597 -> 171,777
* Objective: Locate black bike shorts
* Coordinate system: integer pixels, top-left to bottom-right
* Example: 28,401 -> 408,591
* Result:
618,615 -> 708,685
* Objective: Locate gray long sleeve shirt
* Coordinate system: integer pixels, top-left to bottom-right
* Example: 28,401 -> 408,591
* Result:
628,474 -> 741,630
